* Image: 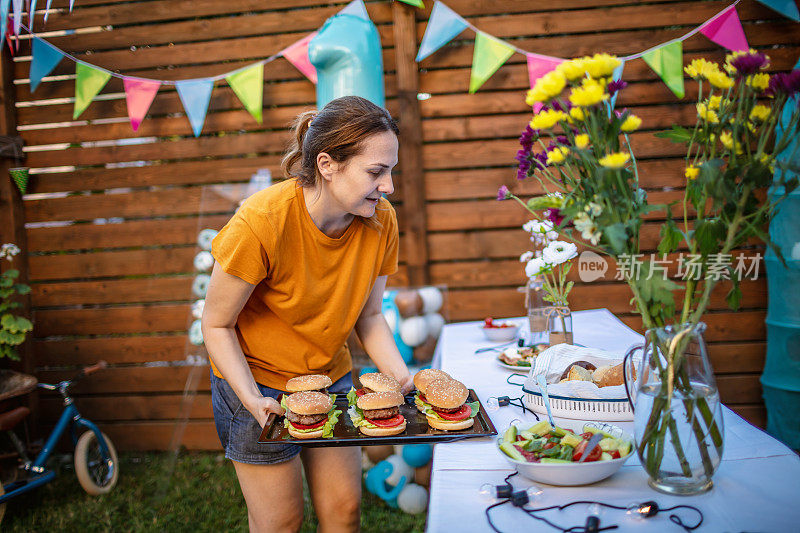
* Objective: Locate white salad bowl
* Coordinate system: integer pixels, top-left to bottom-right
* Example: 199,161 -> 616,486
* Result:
496,422 -> 634,486
480,323 -> 519,342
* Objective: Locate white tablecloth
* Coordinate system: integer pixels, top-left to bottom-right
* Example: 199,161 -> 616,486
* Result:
426,309 -> 800,533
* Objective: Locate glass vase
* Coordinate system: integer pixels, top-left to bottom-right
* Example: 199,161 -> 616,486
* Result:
631,322 -> 724,495
526,277 -> 550,337
547,306 -> 573,345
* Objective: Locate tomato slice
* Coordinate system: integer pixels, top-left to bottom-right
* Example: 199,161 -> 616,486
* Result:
290,419 -> 326,430
434,404 -> 471,421
355,388 -> 367,397
367,414 -> 405,428
417,393 -> 427,403
572,439 -> 603,462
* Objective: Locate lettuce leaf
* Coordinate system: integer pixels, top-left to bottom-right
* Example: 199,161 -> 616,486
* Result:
282,402 -> 341,439
414,393 -> 434,414
346,387 -> 358,407
347,406 -> 379,429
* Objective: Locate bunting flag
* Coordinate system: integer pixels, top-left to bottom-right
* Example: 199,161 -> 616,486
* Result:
700,5 -> 748,52
29,37 -> 63,92
28,0 -> 35,32
1,0 -> 11,43
123,78 -> 161,131
756,0 -> 800,22
44,0 -> 52,23
226,63 -> 264,123
608,60 -> 625,115
469,31 -> 515,93
281,31 -> 318,83
642,40 -> 684,99
397,0 -> 424,7
339,0 -> 369,20
526,53 -> 563,88
416,1 -> 467,62
12,0 -> 22,35
176,79 -> 215,137
73,62 -> 111,118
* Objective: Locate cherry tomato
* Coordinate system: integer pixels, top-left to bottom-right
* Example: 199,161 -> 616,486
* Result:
543,442 -> 556,450
572,439 -> 603,462
484,317 -> 494,327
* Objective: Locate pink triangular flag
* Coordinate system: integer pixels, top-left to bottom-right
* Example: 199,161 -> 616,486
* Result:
700,6 -> 748,52
281,32 -> 318,84
527,53 -> 564,113
123,77 -> 161,131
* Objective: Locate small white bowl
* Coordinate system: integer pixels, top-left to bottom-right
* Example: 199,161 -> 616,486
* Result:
496,423 -> 633,486
480,323 -> 519,342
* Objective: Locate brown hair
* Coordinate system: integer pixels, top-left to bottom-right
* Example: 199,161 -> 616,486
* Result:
281,95 -> 399,186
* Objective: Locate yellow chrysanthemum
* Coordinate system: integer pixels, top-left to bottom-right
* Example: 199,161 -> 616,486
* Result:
584,53 -> 621,79
599,152 -> 630,169
620,114 -> 642,132
530,109 -> 567,130
568,81 -> 609,107
708,95 -> 722,110
746,122 -> 757,133
546,146 -> 570,165
556,58 -> 587,82
759,153 -> 772,164
708,71 -> 734,90
685,166 -> 700,180
569,106 -> 586,122
684,58 -> 720,80
750,104 -> 770,122
526,86 -> 551,106
719,131 -> 734,150
574,134 -> 590,149
747,73 -> 770,92
696,103 -> 719,124
527,70 -> 567,105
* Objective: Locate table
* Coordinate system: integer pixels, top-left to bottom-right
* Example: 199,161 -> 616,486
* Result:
426,309 -> 800,533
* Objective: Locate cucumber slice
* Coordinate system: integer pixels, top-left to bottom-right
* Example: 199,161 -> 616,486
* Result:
499,441 -> 526,462
503,425 -> 518,443
539,458 -> 572,464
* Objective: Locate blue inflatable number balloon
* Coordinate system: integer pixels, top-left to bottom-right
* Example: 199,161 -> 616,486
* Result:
364,460 -> 407,508
308,13 -> 385,109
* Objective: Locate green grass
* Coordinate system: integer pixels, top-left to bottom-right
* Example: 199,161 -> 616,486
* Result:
2,452 -> 426,532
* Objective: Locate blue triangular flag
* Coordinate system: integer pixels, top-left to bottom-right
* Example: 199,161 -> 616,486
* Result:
756,0 -> 800,22
607,60 -> 625,116
0,0 -> 10,42
416,1 -> 468,62
339,0 -> 369,20
775,56 -> 800,184
175,78 -> 214,137
29,37 -> 63,92
12,0 -> 22,35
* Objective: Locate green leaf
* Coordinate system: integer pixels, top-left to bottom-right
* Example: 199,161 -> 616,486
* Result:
726,278 -> 742,311
0,329 -> 25,346
693,219 -> 725,256
1,314 -> 32,334
603,223 -> 628,255
654,125 -> 693,144
658,218 -> 683,255
13,283 -> 30,295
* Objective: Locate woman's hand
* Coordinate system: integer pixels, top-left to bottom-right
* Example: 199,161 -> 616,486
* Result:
244,395 -> 285,429
398,373 -> 415,395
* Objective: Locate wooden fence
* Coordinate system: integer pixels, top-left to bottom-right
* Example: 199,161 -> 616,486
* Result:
1,0 -> 796,449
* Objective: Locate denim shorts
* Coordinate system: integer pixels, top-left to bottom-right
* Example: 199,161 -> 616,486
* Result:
210,369 -> 353,465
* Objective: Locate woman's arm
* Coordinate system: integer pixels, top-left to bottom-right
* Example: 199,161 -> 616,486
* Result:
354,275 -> 414,394
202,262 -> 284,427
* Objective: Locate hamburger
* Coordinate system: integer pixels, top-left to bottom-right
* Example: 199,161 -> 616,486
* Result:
424,378 -> 479,431
280,391 -> 341,439
285,374 -> 333,394
347,372 -> 401,406
412,368 -> 451,413
348,391 -> 407,436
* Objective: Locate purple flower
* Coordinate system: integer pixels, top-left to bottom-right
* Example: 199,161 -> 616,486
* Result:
555,135 -> 569,146
768,70 -> 800,96
544,208 -> 565,226
607,79 -> 628,94
497,185 -> 511,201
730,50 -> 769,76
518,125 -> 536,151
533,151 -> 549,169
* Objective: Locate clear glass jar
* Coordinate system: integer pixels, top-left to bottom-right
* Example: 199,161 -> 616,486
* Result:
526,277 -> 550,336
547,305 -> 573,345
631,322 -> 724,495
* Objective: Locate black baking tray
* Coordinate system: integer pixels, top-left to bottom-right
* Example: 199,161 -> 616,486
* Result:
258,389 -> 497,447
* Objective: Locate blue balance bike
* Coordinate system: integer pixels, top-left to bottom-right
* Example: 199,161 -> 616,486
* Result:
0,361 -> 119,520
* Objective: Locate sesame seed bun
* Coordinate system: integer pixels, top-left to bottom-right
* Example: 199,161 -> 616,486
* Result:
359,372 -> 401,393
284,391 -> 332,415
358,419 -> 407,437
425,378 -> 469,409
426,416 -> 474,431
413,368 -> 451,394
356,391 -> 404,411
287,426 -> 325,439
285,374 -> 333,393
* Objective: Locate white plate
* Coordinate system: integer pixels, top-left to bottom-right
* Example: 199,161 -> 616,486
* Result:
495,358 -> 533,372
496,421 -> 633,486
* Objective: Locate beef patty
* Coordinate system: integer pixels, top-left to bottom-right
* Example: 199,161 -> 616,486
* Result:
286,410 -> 327,426
363,406 -> 400,419
432,405 -> 462,414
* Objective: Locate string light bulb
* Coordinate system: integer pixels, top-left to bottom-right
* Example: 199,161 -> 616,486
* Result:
478,482 -> 513,501
626,501 -> 660,520
509,485 -> 544,507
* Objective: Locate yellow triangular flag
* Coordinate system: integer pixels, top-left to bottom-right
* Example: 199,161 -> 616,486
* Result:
225,63 -> 264,124
469,31 -> 515,94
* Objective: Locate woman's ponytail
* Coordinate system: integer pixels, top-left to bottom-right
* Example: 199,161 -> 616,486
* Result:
281,110 -> 316,182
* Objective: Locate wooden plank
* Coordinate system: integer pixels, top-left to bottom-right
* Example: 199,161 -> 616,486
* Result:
28,248 -> 196,281
708,342 -> 765,375
34,334 -> 188,366
717,374 -> 762,405
98,421 -> 221,451
36,365 -> 211,394
619,311 -> 767,343
32,276 -> 194,306
729,404 -> 766,429
33,303 -> 190,336
39,393 -> 213,423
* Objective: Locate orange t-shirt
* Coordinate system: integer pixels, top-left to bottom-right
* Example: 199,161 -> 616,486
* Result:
209,178 -> 399,390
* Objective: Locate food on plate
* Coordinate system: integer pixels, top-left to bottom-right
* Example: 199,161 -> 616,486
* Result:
412,368 -> 451,412
498,421 -> 632,463
498,344 -> 549,367
347,372 -> 401,406
285,374 -> 333,394
280,391 -> 342,439
557,361 -> 630,388
348,391 -> 407,436
482,317 -> 515,329
423,378 -> 479,431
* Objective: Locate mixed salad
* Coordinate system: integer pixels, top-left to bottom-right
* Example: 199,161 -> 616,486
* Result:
498,344 -> 549,367
498,421 -> 632,464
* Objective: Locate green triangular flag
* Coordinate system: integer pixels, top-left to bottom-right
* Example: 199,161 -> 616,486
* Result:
469,31 -> 516,94
397,0 -> 424,7
74,62 -> 112,119
225,63 -> 264,124
9,167 -> 28,195
642,40 -> 684,99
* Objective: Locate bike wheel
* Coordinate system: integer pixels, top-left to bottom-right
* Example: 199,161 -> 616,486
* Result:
74,431 -> 119,495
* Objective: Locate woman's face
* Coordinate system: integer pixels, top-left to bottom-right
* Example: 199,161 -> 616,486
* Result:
320,131 -> 398,218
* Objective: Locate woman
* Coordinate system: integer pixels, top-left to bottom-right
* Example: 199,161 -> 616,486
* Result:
202,96 -> 413,533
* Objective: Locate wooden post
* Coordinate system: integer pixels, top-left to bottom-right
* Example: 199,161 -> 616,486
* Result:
392,1 -> 429,286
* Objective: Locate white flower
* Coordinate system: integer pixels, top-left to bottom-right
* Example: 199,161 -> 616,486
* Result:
520,251 -> 534,262
0,243 -> 20,261
574,214 -> 602,245
525,257 -> 550,278
542,240 -> 578,266
545,230 -> 559,242
523,220 -> 538,233
586,202 -> 603,217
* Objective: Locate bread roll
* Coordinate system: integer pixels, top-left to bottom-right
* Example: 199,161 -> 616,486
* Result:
592,362 -> 629,387
559,365 -> 593,383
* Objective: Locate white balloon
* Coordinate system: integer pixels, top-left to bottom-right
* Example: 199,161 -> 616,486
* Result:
383,308 -> 399,334
397,483 -> 428,514
197,229 -> 218,251
192,274 -> 211,298
399,316 -> 428,348
193,251 -> 215,272
384,454 -> 414,487
189,319 -> 204,346
424,313 -> 445,339
418,287 -> 443,314
191,299 -> 205,320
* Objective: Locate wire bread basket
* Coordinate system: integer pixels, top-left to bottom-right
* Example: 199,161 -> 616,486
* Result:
520,385 -> 633,421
